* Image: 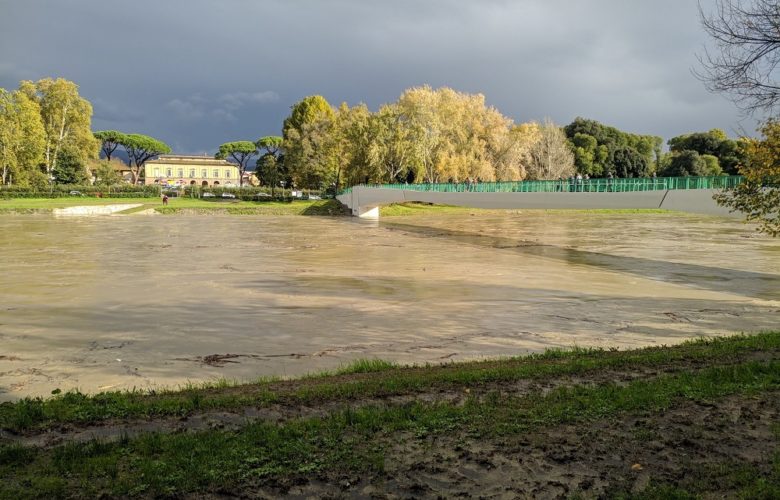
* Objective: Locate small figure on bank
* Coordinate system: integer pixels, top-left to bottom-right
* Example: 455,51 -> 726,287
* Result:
162,194 -> 169,206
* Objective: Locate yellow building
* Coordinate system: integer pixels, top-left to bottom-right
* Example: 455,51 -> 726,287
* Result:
143,155 -> 240,187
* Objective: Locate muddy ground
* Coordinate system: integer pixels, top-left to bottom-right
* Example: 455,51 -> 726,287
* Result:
3,348 -> 774,447
266,392 -> 778,499
3,346 -> 778,498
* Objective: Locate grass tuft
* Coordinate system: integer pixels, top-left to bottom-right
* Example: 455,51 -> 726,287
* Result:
332,358 -> 398,375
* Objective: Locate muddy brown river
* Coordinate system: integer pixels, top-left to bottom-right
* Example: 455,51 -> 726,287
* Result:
1,212 -> 778,401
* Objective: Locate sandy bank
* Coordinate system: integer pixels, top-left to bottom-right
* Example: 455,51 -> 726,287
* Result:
52,204 -> 142,216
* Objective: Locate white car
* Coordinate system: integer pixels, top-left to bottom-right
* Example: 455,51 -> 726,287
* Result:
221,192 -> 236,199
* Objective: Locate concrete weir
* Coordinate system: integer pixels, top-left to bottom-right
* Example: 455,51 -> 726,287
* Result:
53,204 -> 142,216
337,187 -> 742,219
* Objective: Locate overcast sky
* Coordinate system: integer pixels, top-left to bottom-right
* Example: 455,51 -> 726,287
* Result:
0,0 -> 758,154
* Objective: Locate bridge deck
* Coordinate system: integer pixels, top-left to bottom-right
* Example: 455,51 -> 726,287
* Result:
337,177 -> 743,219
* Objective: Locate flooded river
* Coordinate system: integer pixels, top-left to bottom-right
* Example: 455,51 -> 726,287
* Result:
1,212 -> 778,400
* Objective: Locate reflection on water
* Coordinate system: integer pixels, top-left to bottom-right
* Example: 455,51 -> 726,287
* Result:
385,221 -> 780,299
0,212 -> 778,400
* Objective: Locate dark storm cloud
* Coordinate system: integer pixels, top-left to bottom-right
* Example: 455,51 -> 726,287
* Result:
0,0 -> 756,153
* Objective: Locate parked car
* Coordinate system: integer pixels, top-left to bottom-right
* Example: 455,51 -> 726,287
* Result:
202,192 -> 215,198
253,193 -> 272,199
308,195 -> 322,200
68,190 -> 83,196
221,192 -> 236,199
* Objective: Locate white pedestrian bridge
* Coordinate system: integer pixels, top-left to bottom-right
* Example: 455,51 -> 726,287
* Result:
337,176 -> 744,219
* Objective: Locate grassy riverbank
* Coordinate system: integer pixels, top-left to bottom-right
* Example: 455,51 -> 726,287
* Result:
379,202 -> 677,217
0,197 -> 683,217
1,331 -> 778,498
0,197 -> 350,216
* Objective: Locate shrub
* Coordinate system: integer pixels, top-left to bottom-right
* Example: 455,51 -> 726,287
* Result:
0,184 -> 161,199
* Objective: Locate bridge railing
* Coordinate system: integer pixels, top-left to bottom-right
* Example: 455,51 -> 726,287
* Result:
339,175 -> 744,195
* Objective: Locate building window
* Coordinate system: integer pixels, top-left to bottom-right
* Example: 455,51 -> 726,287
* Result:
225,170 -> 231,179
201,169 -> 207,178
189,169 -> 195,178
213,169 -> 219,178
154,168 -> 160,178
177,168 -> 184,178
166,168 -> 172,177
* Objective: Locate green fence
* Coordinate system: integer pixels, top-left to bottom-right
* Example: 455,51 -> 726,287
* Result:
338,176 -> 743,195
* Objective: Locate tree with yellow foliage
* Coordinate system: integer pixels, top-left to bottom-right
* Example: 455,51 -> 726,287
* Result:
18,78 -> 98,177
397,86 -> 521,183
0,88 -> 46,186
715,120 -> 780,236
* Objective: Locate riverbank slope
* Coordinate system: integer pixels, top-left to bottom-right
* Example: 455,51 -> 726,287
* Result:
1,331 -> 778,498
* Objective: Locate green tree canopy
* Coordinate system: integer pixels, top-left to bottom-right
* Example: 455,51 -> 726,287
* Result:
610,146 -> 650,178
569,132 -> 601,176
283,95 -> 335,138
256,136 -> 283,157
336,103 -> 378,187
564,117 -> 661,177
94,130 -> 127,162
700,154 -> 723,176
215,141 -> 258,186
256,154 -> 280,194
283,96 -> 336,187
92,160 -> 122,187
121,133 -> 171,185
660,150 -> 708,177
52,147 -> 89,184
668,129 -> 746,175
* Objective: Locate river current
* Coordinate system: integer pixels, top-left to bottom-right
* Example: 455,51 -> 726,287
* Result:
1,212 -> 778,400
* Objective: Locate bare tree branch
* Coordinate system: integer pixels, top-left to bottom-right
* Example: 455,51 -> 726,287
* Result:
696,0 -> 780,114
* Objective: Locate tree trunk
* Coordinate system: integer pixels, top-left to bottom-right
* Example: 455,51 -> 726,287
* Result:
44,139 -> 52,174
50,103 -> 70,175
130,163 -> 139,185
